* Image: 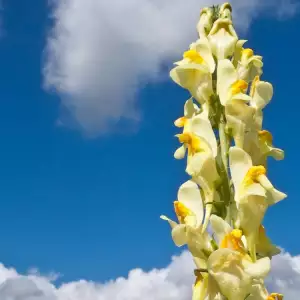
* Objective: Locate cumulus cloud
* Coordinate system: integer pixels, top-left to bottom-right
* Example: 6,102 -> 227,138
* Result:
0,250 -> 300,299
266,251 -> 300,299
44,0 -> 299,135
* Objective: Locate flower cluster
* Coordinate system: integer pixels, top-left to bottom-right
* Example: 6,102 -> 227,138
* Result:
161,3 -> 286,300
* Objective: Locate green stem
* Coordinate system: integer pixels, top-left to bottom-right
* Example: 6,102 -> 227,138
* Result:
219,114 -> 229,176
219,112 -> 232,225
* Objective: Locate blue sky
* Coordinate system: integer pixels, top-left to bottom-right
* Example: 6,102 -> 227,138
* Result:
0,0 -> 299,298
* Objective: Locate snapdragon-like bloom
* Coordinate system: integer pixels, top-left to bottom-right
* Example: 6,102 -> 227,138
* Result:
208,248 -> 271,300
179,110 -> 219,231
217,59 -> 255,148
229,146 -> 286,259
173,100 -> 219,231
240,76 -> 284,165
161,181 -> 214,260
234,40 -> 263,82
163,3 -> 287,299
170,38 -> 215,105
210,215 -> 246,254
208,3 -> 238,59
174,107 -> 217,161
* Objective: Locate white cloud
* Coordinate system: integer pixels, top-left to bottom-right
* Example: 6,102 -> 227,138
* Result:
0,250 -> 300,299
44,0 -> 298,135
266,251 -> 300,299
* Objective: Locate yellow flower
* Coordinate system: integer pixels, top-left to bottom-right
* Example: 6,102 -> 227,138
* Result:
174,98 -> 200,129
161,181 -> 213,259
217,59 -> 252,105
208,248 -> 271,300
210,215 -> 247,255
170,38 -> 215,104
174,107 -> 218,160
229,146 -> 286,259
187,151 -> 220,232
233,40 -> 263,82
176,132 -> 203,157
217,59 -> 255,148
259,130 -> 284,160
241,75 -> 283,165
250,76 -> 273,110
173,106 -> 219,233
208,15 -> 238,59
230,147 -> 286,204
243,124 -> 284,167
174,99 -> 201,159
181,112 -> 219,232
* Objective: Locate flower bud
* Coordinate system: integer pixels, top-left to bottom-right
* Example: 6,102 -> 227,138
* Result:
197,7 -> 213,38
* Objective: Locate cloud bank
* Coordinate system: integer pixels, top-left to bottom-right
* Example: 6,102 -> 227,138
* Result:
0,250 -> 300,299
44,0 -> 299,135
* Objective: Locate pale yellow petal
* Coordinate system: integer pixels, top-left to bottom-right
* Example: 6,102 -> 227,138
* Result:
226,100 -> 255,121
226,115 -> 246,148
266,188 -> 287,205
226,102 -> 255,148
178,180 -> 204,227
243,183 -> 266,198
210,215 -> 232,245
237,196 -> 267,239
160,215 -> 177,229
251,81 -> 273,109
243,257 -> 271,279
194,256 -> 208,269
217,59 -> 237,105
192,73 -> 213,104
249,56 -> 263,68
191,113 -> 218,157
208,19 -> 238,59
186,226 -> 213,259
170,64 -> 208,94
257,175 -> 287,204
174,145 -> 186,159
202,202 -> 213,233
187,152 -> 219,184
256,226 -> 281,257
231,93 -> 252,102
170,66 -> 192,88
229,147 -> 253,190
171,224 -> 188,246
161,215 -> 188,246
208,248 -> 252,300
194,37 -> 215,73
184,98 -> 197,118
233,40 -> 247,66
269,148 -> 284,161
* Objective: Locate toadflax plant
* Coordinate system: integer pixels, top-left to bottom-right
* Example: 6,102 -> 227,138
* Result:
161,3 -> 286,300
